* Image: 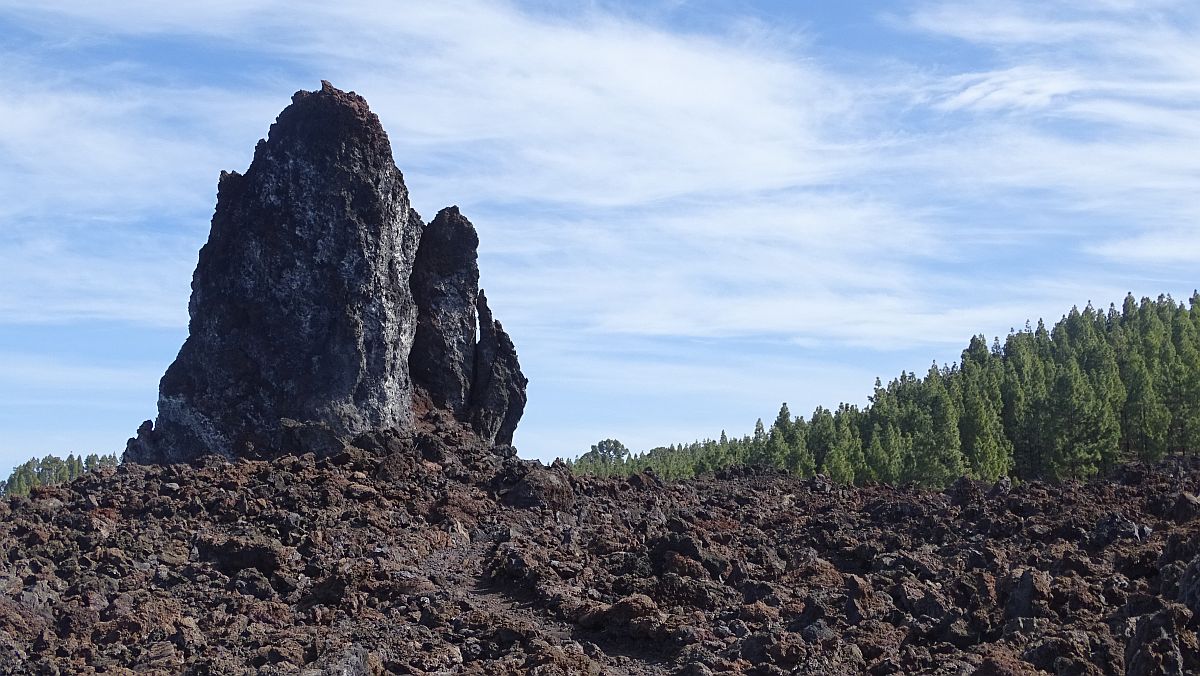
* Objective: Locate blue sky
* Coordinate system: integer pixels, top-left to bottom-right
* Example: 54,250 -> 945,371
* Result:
0,1 -> 1197,473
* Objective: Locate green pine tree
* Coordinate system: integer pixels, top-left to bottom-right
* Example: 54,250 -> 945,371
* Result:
1122,353 -> 1169,462
907,365 -> 966,487
807,407 -> 836,471
959,359 -> 1013,481
1048,360 -> 1119,479
863,423 -> 901,484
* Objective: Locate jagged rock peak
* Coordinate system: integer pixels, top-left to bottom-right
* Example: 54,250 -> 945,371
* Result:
409,207 -> 528,447
125,82 -> 425,463
125,82 -> 529,464
410,206 -> 481,416
471,289 -> 528,447
273,80 -> 385,150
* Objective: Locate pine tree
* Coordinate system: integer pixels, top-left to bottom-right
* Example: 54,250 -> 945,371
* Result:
906,365 -> 966,487
784,417 -> 814,477
573,439 -> 631,477
1162,353 -> 1199,455
1169,307 -> 1200,454
863,423 -> 901,484
762,431 -> 787,469
760,402 -> 804,471
807,407 -> 836,471
1048,360 -> 1118,479
959,369 -> 1012,481
773,403 -> 792,438
748,419 -> 770,466
1122,353 -> 1169,461
836,404 -> 866,482
823,412 -> 860,484
1002,330 -> 1051,478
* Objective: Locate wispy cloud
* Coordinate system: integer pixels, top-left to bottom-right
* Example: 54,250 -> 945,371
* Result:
0,352 -> 160,392
1088,229 -> 1200,265
0,231 -> 193,326
0,0 -> 1197,462
895,0 -> 1200,267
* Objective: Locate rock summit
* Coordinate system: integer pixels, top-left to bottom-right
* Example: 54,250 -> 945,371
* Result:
125,82 -> 525,463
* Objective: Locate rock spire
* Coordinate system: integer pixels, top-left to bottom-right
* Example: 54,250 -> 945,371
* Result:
125,82 -> 525,463
409,206 -> 528,446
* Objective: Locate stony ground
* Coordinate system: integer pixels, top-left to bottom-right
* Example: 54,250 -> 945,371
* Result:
4,424 -> 1200,674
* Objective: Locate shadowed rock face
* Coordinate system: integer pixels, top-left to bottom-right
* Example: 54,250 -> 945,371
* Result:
470,290 -> 528,446
409,206 -> 480,416
125,82 -> 525,463
409,208 -> 528,447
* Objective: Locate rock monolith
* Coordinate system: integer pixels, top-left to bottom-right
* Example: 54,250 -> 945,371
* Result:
125,82 -> 525,463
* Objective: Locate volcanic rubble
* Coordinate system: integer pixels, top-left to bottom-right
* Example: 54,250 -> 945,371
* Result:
6,428 -> 1200,674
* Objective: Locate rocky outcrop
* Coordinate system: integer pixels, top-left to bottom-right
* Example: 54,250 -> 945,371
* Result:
469,290 -> 527,446
125,82 -> 424,463
125,82 -> 525,463
409,206 -> 480,416
409,207 -> 528,447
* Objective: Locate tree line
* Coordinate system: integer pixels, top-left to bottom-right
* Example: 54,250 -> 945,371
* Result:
0,453 -> 119,497
569,293 -> 1200,487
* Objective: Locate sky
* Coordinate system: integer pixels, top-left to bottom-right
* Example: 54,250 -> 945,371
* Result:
0,1 -> 1197,473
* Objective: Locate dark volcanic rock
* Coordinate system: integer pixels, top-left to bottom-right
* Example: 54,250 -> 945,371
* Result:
469,290 -> 528,446
407,205 -> 528,446
126,82 -> 423,463
9,451 -> 1200,672
124,82 -> 526,464
410,206 -> 480,416
1125,602 -> 1197,676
